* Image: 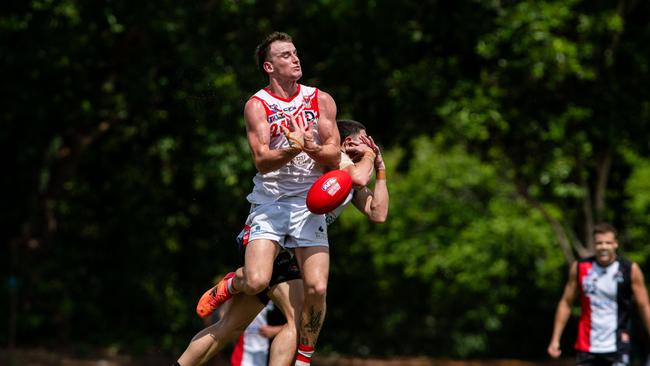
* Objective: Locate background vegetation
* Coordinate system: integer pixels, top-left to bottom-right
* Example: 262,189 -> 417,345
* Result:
2,0 -> 650,360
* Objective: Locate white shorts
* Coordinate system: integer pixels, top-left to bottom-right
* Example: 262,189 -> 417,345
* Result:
246,196 -> 329,248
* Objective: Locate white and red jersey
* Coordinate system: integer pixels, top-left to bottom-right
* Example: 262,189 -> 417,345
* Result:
575,257 -> 632,354
231,302 -> 275,366
246,84 -> 324,204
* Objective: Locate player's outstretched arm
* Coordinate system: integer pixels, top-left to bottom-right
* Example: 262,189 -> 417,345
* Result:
349,135 -> 388,223
631,263 -> 650,335
547,261 -> 578,358
351,174 -> 388,223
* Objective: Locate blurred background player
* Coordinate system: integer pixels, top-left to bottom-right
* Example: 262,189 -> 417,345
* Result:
230,300 -> 285,366
547,222 -> 650,366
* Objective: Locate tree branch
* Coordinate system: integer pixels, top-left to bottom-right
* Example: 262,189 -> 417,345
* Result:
514,180 -> 576,264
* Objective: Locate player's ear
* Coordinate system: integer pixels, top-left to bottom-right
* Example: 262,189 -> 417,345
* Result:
263,61 -> 273,74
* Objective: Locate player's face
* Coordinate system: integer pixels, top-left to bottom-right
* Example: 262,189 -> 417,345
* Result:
594,232 -> 618,266
265,41 -> 302,80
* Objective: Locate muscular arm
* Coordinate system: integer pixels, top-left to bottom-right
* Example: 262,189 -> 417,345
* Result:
341,150 -> 375,188
547,262 -> 578,358
631,263 -> 650,335
304,91 -> 340,168
351,173 -> 388,223
245,98 -> 302,174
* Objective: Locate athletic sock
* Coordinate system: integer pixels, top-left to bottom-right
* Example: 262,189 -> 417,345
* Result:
295,344 -> 314,366
227,277 -> 237,294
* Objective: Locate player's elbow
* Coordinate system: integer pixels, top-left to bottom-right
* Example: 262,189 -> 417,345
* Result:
254,158 -> 274,174
320,148 -> 341,168
256,164 -> 273,175
349,170 -> 371,188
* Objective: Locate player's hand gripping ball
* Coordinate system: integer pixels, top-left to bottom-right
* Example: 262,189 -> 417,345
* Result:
306,170 -> 353,214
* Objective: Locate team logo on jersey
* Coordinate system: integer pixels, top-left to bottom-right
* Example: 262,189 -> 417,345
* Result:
268,103 -> 282,113
303,97 -> 312,108
291,152 -> 313,168
583,279 -> 598,295
304,110 -> 316,123
583,269 -> 599,295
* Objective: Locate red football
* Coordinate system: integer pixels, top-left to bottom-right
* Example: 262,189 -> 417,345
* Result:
306,170 -> 353,214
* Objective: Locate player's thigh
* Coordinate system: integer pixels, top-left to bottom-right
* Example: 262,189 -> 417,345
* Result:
244,238 -> 280,280
295,246 -> 329,290
269,279 -> 304,325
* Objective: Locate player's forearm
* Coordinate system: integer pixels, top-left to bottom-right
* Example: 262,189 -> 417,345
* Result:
254,148 -> 302,174
637,302 -> 650,335
550,301 -> 571,343
368,178 -> 388,223
304,142 -> 340,168
348,151 -> 375,187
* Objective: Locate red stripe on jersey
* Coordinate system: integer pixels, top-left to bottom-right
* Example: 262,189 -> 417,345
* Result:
230,334 -> 245,366
309,89 -> 319,120
250,96 -> 273,115
303,88 -> 320,119
575,261 -> 593,352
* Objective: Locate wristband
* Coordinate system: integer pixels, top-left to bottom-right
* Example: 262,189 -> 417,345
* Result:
376,169 -> 386,180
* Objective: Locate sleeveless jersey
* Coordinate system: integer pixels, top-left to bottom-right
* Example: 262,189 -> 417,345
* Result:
246,84 -> 324,204
575,257 -> 632,353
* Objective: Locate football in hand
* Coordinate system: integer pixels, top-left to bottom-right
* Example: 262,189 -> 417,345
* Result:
306,170 -> 353,214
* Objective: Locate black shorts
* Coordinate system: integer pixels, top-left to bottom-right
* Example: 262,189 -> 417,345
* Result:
236,228 -> 302,304
576,351 -> 629,366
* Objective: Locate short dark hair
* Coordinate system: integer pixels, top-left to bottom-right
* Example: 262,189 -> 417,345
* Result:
337,120 -> 366,141
255,32 -> 293,77
593,222 -> 617,237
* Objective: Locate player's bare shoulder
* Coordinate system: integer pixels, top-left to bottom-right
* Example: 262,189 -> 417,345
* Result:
317,90 -> 337,115
244,97 -> 267,128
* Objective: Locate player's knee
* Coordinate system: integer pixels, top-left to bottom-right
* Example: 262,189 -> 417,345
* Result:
244,274 -> 270,294
305,281 -> 327,298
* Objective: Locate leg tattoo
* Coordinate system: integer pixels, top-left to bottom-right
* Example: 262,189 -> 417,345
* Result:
301,305 -> 323,345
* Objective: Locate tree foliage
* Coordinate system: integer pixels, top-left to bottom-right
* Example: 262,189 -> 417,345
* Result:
2,0 -> 650,359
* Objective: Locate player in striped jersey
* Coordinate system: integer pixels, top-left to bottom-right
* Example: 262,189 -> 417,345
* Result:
547,223 -> 650,366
